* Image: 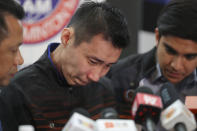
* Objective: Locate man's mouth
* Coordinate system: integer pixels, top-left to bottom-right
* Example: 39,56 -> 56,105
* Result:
165,70 -> 182,79
10,72 -> 16,77
76,78 -> 89,86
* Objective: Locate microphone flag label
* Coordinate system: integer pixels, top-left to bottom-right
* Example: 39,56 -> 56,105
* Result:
131,93 -> 162,117
131,93 -> 163,122
96,119 -> 138,131
161,100 -> 197,131
144,94 -> 157,105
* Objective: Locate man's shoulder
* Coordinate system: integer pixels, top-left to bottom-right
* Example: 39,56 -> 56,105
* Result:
12,49 -> 52,82
11,61 -> 51,86
117,48 -> 155,69
107,50 -> 154,77
85,77 -> 113,91
12,64 -> 39,81
117,53 -> 142,67
107,54 -> 140,77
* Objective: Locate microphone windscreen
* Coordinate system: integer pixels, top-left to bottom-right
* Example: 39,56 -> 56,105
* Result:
100,108 -> 118,119
131,86 -> 153,104
160,82 -> 179,109
131,86 -> 162,125
185,96 -> 197,116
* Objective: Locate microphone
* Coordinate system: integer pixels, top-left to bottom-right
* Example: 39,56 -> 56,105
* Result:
160,82 -> 196,131
18,125 -> 35,131
96,108 -> 137,131
96,119 -> 137,131
62,108 -> 96,131
124,89 -> 135,102
100,108 -> 119,119
70,108 -> 91,118
185,96 -> 197,120
131,87 -> 163,131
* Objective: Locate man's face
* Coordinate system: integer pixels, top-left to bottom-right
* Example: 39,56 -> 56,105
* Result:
60,33 -> 122,86
0,15 -> 24,86
155,29 -> 197,84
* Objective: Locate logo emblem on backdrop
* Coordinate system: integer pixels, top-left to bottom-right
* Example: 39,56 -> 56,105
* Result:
17,0 -> 79,44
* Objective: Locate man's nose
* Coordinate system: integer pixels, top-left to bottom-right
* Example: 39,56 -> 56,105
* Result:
87,67 -> 103,82
15,50 -> 24,66
171,56 -> 184,71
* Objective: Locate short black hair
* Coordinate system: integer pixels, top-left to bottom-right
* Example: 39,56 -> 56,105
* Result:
68,1 -> 130,49
157,0 -> 197,42
0,0 -> 25,41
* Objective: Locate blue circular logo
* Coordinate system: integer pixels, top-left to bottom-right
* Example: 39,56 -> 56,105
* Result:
17,0 -> 79,44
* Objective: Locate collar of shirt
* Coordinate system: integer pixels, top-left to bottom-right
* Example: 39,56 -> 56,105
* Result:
150,63 -> 197,86
47,43 -> 70,87
47,43 -> 59,72
150,63 -> 166,84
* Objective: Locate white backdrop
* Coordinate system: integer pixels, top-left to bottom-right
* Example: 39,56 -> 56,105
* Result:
19,0 -> 107,69
18,0 -> 155,69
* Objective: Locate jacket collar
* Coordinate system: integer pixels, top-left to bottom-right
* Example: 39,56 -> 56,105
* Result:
138,47 -> 157,80
139,47 -> 197,86
37,43 -> 70,87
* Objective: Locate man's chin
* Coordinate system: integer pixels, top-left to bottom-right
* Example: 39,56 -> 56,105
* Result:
0,79 -> 10,87
73,81 -> 89,87
166,77 -> 183,84
164,71 -> 184,84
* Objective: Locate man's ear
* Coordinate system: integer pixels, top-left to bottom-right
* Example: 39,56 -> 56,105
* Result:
155,27 -> 160,47
61,28 -> 72,47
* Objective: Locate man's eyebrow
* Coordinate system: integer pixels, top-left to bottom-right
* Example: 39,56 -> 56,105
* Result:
184,53 -> 197,57
89,56 -> 104,63
18,42 -> 23,46
10,42 -> 22,49
163,42 -> 176,51
15,42 -> 22,48
89,56 -> 117,65
163,42 -> 197,56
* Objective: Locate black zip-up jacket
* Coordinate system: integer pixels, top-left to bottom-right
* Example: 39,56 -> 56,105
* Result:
107,47 -> 197,131
0,45 -> 116,131
107,47 -> 197,118
0,84 -> 32,131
